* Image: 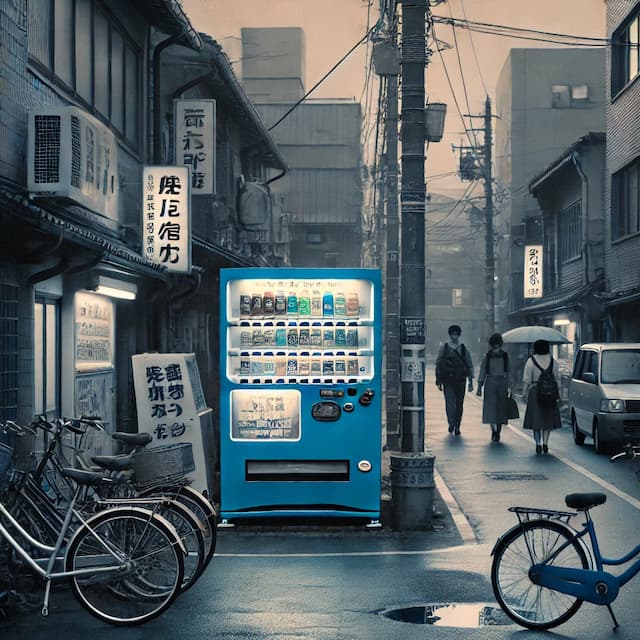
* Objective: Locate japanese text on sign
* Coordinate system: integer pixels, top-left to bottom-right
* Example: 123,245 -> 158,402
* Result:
75,292 -> 114,370
174,99 -> 216,194
142,166 -> 191,273
524,244 -> 543,299
145,362 -> 187,441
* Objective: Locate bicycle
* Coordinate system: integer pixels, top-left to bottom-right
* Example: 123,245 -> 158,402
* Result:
491,443 -> 640,630
0,461 -> 185,625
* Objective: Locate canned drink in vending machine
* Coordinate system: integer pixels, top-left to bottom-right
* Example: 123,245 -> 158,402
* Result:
311,290 -> 322,317
240,293 -> 252,318
263,290 -> 275,316
275,291 -> 287,315
250,292 -> 263,316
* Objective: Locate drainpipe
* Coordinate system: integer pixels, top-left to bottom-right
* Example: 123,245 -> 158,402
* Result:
571,151 -> 589,285
153,33 -> 185,164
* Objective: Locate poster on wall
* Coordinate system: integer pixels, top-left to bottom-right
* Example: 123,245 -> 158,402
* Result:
75,372 -> 114,456
74,291 -> 114,371
132,353 -> 211,494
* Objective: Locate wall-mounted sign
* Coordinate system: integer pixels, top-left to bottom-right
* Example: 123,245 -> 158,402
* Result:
524,244 -> 543,299
174,99 -> 216,194
75,291 -> 114,371
142,166 -> 191,273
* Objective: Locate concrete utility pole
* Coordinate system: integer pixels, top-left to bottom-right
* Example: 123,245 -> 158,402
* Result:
484,96 -> 495,334
383,6 -> 400,450
390,0 -> 435,531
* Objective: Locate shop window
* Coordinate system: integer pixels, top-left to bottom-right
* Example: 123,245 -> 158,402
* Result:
551,85 -> 571,108
612,10 -> 640,95
452,288 -> 464,306
34,298 -> 60,417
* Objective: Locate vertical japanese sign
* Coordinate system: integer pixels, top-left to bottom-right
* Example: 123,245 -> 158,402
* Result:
524,244 -> 543,298
143,166 -> 191,273
132,353 -> 210,494
174,99 -> 216,194
74,292 -> 114,371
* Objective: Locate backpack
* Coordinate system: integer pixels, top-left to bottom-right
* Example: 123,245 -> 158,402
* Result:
532,356 -> 559,405
439,344 -> 468,382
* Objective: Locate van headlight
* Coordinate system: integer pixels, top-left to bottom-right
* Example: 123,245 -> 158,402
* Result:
600,399 -> 625,412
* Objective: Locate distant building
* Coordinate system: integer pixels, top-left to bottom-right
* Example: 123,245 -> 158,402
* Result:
494,48 -> 606,323
603,1 -> 640,340
425,193 -> 486,365
241,27 -> 364,268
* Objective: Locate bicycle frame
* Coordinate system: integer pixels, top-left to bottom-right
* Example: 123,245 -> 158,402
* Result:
0,485 -> 129,615
528,512 -> 640,606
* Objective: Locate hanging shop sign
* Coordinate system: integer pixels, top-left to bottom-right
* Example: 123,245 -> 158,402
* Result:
524,244 -> 543,299
142,166 -> 191,273
174,99 -> 216,195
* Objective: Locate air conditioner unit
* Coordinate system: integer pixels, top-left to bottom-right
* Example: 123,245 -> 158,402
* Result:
28,106 -> 119,220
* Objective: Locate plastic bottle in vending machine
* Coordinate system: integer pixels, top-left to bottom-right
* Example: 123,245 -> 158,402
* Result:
322,352 -> 335,377
286,353 -> 298,377
298,291 -> 311,317
275,290 -> 287,315
240,293 -> 252,318
334,351 -> 346,378
322,291 -> 334,317
347,353 -> 359,378
252,324 -> 264,347
346,291 -> 360,318
298,323 -> 310,347
311,290 -> 322,317
262,323 -> 275,347
310,322 -> 322,347
287,291 -> 298,316
322,324 -> 335,348
335,323 -> 347,347
334,291 -> 346,317
263,290 -> 275,316
275,352 -> 287,378
275,324 -> 287,347
310,352 -> 322,377
240,352 -> 251,377
262,352 -> 275,378
286,324 -> 299,348
250,292 -> 263,317
298,351 -> 310,377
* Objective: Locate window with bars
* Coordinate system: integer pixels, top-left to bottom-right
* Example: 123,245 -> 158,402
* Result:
0,268 -> 19,421
612,8 -> 640,95
612,158 -> 640,240
558,201 -> 582,263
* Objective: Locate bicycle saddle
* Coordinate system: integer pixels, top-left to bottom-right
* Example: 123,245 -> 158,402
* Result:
91,453 -> 134,471
565,492 -> 606,510
111,432 -> 153,447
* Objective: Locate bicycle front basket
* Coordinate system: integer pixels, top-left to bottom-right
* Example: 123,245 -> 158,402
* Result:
133,442 -> 195,484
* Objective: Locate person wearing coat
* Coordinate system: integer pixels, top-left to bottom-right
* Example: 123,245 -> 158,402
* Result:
522,339 -> 562,454
476,332 -> 511,442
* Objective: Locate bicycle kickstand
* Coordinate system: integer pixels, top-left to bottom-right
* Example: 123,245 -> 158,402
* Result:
606,604 -> 620,630
41,579 -> 52,617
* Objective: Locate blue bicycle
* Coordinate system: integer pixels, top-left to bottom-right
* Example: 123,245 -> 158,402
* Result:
491,444 -> 640,630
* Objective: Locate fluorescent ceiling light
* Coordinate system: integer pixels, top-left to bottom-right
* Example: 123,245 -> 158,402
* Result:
91,275 -> 137,300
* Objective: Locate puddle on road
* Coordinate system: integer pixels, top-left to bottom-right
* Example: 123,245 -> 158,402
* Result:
380,602 -> 515,627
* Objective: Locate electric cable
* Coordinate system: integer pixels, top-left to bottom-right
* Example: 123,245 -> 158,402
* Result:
267,20 -> 383,132
459,0 -> 488,95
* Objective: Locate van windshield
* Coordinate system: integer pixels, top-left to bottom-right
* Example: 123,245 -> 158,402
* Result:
601,349 -> 640,384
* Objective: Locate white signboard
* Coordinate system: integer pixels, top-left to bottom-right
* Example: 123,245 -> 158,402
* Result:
74,291 -> 114,371
142,166 -> 191,273
174,99 -> 216,194
132,353 -> 210,494
524,244 -> 543,299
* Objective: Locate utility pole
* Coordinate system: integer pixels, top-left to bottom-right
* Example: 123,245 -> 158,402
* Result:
484,96 -> 495,334
383,5 -> 400,450
390,0 -> 435,531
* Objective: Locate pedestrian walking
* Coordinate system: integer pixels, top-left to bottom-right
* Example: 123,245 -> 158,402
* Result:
476,332 -> 511,442
522,339 -> 562,454
435,324 -> 474,435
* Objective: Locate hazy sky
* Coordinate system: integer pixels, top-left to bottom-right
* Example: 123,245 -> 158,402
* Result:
182,1 -> 607,196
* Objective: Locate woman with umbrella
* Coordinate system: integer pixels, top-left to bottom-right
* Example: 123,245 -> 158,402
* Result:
522,339 -> 562,454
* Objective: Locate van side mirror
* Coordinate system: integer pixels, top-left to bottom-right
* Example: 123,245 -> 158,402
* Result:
582,372 -> 596,384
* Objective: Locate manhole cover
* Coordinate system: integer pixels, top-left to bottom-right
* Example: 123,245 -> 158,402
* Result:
484,471 -> 547,481
380,603 -> 515,627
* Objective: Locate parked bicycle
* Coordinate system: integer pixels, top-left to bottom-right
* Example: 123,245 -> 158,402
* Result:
491,443 -> 640,630
0,423 -> 185,625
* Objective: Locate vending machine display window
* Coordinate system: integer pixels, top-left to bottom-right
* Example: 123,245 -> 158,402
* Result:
231,389 -> 301,441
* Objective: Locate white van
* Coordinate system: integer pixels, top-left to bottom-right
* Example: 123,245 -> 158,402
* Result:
568,343 -> 640,454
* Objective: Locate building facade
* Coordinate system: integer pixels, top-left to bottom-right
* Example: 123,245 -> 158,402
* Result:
603,0 -> 640,340
494,48 -> 606,323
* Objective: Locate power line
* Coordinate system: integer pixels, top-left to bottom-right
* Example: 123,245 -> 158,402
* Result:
267,20 -> 383,132
459,0 -> 488,95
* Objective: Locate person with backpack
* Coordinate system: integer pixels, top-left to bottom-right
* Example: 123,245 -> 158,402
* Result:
435,324 -> 474,435
522,339 -> 561,454
476,332 -> 512,442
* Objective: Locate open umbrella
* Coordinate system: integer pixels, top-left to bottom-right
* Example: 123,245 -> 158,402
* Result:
501,325 -> 570,344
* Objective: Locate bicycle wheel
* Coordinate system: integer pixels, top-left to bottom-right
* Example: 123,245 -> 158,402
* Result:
491,519 -> 589,630
65,507 -> 184,625
139,484 -> 217,568
152,499 -> 205,592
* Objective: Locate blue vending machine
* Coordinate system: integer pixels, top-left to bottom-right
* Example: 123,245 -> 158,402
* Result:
219,268 -> 382,523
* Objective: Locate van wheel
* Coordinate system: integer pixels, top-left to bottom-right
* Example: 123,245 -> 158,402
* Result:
593,422 -> 607,454
572,413 -> 585,445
